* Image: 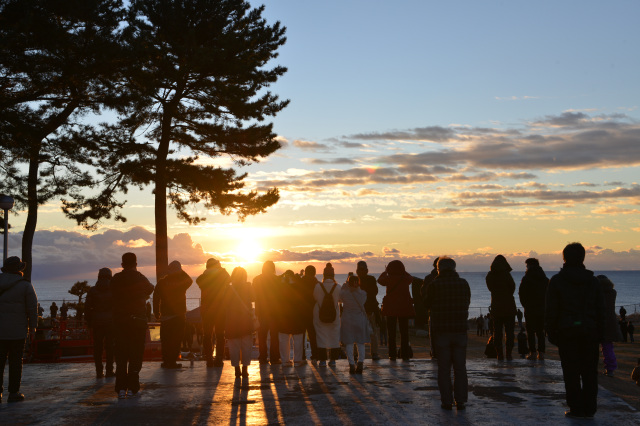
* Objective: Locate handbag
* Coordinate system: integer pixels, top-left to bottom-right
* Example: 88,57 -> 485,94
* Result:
230,284 -> 260,332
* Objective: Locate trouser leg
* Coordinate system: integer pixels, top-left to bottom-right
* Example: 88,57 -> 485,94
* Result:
387,316 -> 398,358
306,318 -> 317,359
279,333 -> 290,363
214,318 -> 225,360
367,312 -> 379,356
105,325 -> 115,372
452,333 -> 468,404
93,326 -> 105,372
257,317 -> 269,361
202,316 -> 214,361
581,339 -> 599,416
114,324 -> 129,393
228,338 -> 241,367
345,342 -> 355,364
493,317 -> 504,357
2,340 -> 25,394
504,318 -> 515,357
241,335 -> 253,366
601,341 -> 617,372
127,321 -> 147,394
435,334 -> 453,406
0,340 -> 8,395
559,341 -> 583,414
292,334 -> 303,363
269,323 -> 280,362
399,317 -> 410,357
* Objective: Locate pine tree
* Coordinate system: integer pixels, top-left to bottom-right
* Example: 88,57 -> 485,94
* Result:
0,0 -> 128,279
66,0 -> 289,280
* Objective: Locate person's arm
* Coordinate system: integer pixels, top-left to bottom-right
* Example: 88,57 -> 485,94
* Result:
377,271 -> 390,286
179,271 -> 194,291
25,282 -> 38,334
545,278 -> 559,344
153,281 -> 161,319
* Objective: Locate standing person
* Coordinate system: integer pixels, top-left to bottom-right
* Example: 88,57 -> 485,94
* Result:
476,316 -> 483,336
483,314 -> 489,337
424,257 -> 470,411
597,275 -> 622,377
50,302 -> 58,320
619,319 -> 628,343
340,275 -> 370,374
313,263 -> 341,367
356,261 -> 380,361
378,260 -> 415,361
629,322 -> 635,343
196,258 -> 230,368
37,303 -> 44,318
252,261 -> 281,365
110,252 -> 154,399
60,302 -> 68,321
0,256 -> 38,403
153,260 -> 193,369
277,270 -> 307,366
546,243 -> 605,419
421,258 -> 439,358
518,258 -> 548,361
619,306 -> 627,321
379,313 -> 387,346
300,265 -> 319,362
486,255 -> 517,361
224,267 -> 254,378
85,268 -> 115,378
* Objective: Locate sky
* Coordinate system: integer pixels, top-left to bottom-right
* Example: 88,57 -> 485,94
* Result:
6,0 -> 640,280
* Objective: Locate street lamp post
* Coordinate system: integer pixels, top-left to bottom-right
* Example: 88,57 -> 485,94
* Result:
0,195 -> 15,263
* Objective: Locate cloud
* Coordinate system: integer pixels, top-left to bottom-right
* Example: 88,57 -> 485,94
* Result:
304,157 -> 358,165
10,226 -> 208,281
383,247 -> 401,255
494,95 -> 539,101
292,140 -> 330,151
346,126 -> 458,143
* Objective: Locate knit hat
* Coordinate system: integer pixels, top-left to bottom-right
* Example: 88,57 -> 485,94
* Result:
2,256 -> 26,273
168,260 -> 182,274
323,262 -> 335,279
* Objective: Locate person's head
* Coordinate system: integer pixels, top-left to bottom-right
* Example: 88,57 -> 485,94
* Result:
167,260 -> 182,275
282,269 -> 296,284
562,242 -> 586,267
348,275 -> 359,288
1,256 -> 26,275
206,258 -> 220,269
490,254 -> 512,273
596,274 -> 614,289
121,252 -> 137,269
356,261 -> 368,276
304,265 -> 316,277
437,256 -> 456,273
323,263 -> 335,280
98,267 -> 112,280
386,259 -> 406,275
231,267 -> 247,285
525,258 -> 539,270
262,260 -> 276,275
432,257 -> 440,269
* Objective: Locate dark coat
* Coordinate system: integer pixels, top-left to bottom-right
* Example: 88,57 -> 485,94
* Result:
545,265 -> 605,345
196,266 -> 230,321
224,282 -> 254,339
486,265 -> 517,318
252,272 -> 280,321
378,266 -> 415,318
359,274 -> 379,314
0,272 -> 38,339
518,266 -> 548,318
300,274 -> 319,320
110,268 -> 154,320
600,278 -> 622,342
276,276 -> 307,335
153,270 -> 193,318
85,278 -> 113,326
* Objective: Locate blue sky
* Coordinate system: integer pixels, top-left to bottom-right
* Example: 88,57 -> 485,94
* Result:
11,0 -> 640,279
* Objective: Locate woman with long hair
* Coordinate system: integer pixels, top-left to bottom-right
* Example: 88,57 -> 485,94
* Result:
378,260 -> 415,361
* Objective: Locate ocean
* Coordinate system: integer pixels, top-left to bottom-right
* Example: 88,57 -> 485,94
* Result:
32,270 -> 640,318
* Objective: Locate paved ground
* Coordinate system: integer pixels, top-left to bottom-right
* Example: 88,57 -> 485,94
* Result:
1,358 -> 638,425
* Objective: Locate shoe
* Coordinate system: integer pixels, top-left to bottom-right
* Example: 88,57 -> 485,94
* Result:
389,356 -> 397,361
537,352 -> 545,361
371,354 -> 380,361
235,366 -> 241,378
356,362 -> 363,374
105,370 -> 115,378
213,358 -> 224,367
456,402 -> 466,410
319,360 -> 327,367
259,359 -> 269,365
118,390 -> 127,399
8,393 -> 25,403
270,360 -> 281,365
506,354 -> 513,361
564,411 -> 583,419
603,370 -> 614,377
328,360 -> 336,367
349,364 -> 356,374
242,365 -> 249,377
206,358 -> 215,368
526,352 -> 536,361
96,371 -> 104,378
441,403 -> 452,410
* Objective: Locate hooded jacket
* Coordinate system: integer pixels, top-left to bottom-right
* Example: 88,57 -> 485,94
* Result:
196,266 -> 230,320
153,270 -> 193,318
0,272 -> 38,339
598,276 -> 622,342
486,256 -> 517,317
85,278 -> 114,326
377,260 -> 415,318
545,265 -> 605,344
110,268 -> 154,320
518,266 -> 548,317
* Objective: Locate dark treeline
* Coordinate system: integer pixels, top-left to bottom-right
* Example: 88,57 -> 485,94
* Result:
0,0 -> 288,281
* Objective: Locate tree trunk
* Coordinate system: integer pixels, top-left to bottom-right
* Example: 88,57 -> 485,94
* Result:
154,112 -> 173,281
22,144 -> 41,281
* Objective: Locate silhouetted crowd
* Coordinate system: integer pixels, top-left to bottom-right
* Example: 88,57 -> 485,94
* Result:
1,242 -> 637,419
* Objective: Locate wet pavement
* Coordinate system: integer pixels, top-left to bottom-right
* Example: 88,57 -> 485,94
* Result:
1,358 -> 638,425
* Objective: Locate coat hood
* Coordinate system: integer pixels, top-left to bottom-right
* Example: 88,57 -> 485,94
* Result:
524,265 -> 548,281
94,278 -> 111,291
0,272 -> 24,290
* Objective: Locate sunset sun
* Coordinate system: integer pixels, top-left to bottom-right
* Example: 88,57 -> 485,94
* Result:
235,239 -> 263,263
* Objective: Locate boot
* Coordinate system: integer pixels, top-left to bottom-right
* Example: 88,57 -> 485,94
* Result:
349,364 -> 355,374
242,365 -> 249,378
235,366 -> 241,378
96,366 -> 104,378
356,362 -> 363,374
389,347 -> 397,361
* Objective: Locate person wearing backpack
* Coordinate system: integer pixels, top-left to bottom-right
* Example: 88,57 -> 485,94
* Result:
313,263 -> 341,367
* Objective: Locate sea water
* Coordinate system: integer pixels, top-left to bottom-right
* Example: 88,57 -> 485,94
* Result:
31,270 -> 639,317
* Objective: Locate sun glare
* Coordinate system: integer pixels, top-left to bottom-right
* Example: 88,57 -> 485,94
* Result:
236,239 -> 263,263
